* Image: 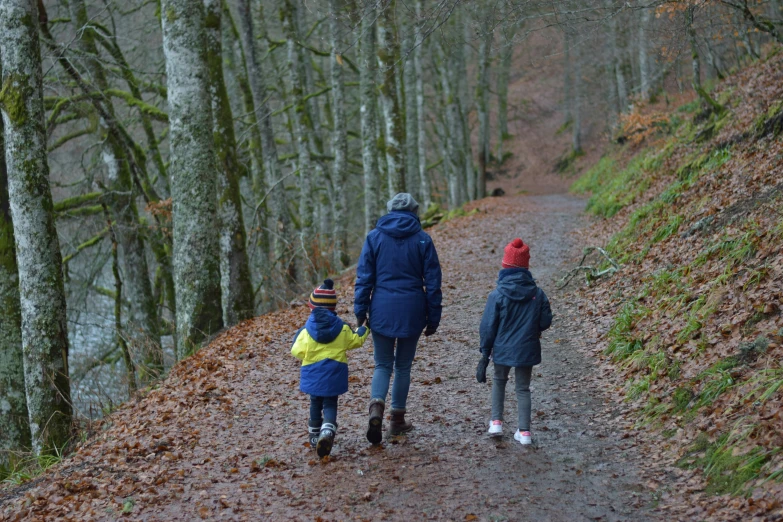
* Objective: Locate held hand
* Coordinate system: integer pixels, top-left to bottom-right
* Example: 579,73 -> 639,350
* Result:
424,324 -> 438,337
356,313 -> 366,327
476,355 -> 489,383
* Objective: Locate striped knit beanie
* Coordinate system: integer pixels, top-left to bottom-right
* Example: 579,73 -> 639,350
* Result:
309,279 -> 337,310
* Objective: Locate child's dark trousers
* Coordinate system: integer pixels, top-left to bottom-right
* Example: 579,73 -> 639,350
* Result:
309,395 -> 338,425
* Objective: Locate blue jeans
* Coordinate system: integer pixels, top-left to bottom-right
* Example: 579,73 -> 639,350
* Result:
370,332 -> 421,410
309,395 -> 338,425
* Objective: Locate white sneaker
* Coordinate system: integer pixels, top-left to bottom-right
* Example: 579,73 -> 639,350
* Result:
488,420 -> 503,436
514,430 -> 532,445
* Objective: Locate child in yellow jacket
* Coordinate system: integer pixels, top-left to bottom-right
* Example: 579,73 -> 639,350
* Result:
291,279 -> 369,457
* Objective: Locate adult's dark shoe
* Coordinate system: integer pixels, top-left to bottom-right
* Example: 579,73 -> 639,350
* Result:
388,408 -> 413,436
367,399 -> 385,444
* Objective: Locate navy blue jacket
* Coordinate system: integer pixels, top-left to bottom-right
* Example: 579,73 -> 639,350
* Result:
354,211 -> 442,338
479,268 -> 552,367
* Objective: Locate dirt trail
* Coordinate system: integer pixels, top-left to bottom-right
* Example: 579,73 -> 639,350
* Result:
2,195 -> 661,522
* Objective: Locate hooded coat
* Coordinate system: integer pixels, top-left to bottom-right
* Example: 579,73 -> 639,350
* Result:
479,268 -> 552,367
354,210 -> 442,338
291,308 -> 369,396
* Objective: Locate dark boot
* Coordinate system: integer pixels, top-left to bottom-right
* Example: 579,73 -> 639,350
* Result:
366,399 -> 385,444
308,420 -> 321,449
388,408 -> 413,436
316,422 -> 337,458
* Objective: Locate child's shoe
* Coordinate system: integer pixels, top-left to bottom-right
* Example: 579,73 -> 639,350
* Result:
308,421 -> 321,449
514,430 -> 532,445
488,420 -> 503,437
316,422 -> 337,458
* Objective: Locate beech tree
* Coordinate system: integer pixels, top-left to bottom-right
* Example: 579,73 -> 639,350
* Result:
0,104 -> 29,467
0,0 -> 72,455
377,0 -> 406,196
360,1 -> 380,234
204,0 -> 254,325
160,0 -> 224,357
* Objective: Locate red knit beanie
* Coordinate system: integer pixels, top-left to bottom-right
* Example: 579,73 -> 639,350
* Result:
502,238 -> 530,268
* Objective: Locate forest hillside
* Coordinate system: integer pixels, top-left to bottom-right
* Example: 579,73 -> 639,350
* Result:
568,49 -> 783,518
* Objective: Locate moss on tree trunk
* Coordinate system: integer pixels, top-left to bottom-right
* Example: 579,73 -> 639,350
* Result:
204,0 -> 255,326
0,100 -> 30,469
0,0 -> 72,455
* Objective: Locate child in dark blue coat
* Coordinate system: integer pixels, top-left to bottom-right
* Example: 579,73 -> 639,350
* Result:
477,239 -> 552,445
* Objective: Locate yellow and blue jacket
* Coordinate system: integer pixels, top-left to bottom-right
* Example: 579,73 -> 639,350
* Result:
291,308 -> 369,396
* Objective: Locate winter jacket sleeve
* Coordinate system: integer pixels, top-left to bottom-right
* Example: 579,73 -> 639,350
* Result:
423,238 -> 443,326
354,236 -> 376,316
539,289 -> 553,332
345,325 -> 370,351
479,292 -> 501,357
290,329 -> 307,360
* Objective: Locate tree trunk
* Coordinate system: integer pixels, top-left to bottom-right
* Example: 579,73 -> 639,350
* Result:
281,0 -> 315,283
360,5 -> 379,234
639,6 -> 651,101
160,0 -> 224,357
104,205 -> 136,395
328,0 -> 350,268
687,5 -> 724,114
402,10 -> 419,202
377,0 -> 405,197
476,15 -> 492,199
204,0 -> 255,325
0,107 -> 30,468
563,28 -> 573,124
572,37 -> 583,153
496,5 -> 520,163
234,0 -> 292,291
0,0 -> 72,455
68,0 -> 162,378
608,1 -> 628,112
223,5 -> 264,200
458,20 -> 474,203
437,39 -> 465,209
704,17 -> 725,80
414,0 -> 431,209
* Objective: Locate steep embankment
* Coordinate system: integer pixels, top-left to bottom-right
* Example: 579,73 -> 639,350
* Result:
569,50 -> 783,518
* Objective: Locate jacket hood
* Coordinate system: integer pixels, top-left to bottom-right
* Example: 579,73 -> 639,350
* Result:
375,211 -> 422,238
305,308 -> 344,344
496,268 -> 538,302
386,193 -> 419,215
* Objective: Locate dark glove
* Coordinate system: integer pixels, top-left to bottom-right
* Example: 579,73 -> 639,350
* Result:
476,355 -> 489,383
356,313 -> 366,327
424,324 -> 438,337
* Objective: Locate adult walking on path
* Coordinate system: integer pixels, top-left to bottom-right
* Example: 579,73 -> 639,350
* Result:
354,193 -> 442,443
